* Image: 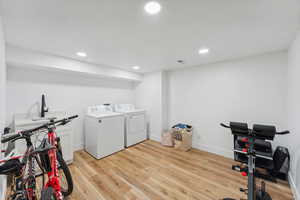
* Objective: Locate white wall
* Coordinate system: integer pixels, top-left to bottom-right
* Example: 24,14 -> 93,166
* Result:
0,15 -> 6,200
168,52 -> 288,158
0,18 -> 6,140
134,71 -> 168,141
6,67 -> 135,150
286,30 -> 300,200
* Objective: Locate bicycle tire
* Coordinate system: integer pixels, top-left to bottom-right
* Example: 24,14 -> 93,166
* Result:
256,190 -> 272,200
57,152 -> 73,196
41,187 -> 56,200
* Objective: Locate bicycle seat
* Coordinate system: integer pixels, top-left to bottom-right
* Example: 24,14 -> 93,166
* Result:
0,159 -> 22,175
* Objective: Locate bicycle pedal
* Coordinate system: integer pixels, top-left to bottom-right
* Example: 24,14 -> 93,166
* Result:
239,188 -> 248,193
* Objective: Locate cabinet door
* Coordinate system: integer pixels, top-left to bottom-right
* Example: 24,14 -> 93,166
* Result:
56,126 -> 73,163
98,116 -> 124,158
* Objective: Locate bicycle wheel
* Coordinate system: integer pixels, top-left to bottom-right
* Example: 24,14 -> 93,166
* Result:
57,152 -> 73,197
41,187 -> 56,200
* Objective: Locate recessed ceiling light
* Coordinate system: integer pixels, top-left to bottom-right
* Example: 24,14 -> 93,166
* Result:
76,52 -> 87,57
144,1 -> 161,15
198,48 -> 210,55
132,66 -> 140,70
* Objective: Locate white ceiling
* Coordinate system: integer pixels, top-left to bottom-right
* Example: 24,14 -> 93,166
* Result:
1,0 -> 300,73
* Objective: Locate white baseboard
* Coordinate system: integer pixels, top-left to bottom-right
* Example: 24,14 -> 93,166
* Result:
149,134 -> 161,142
148,135 -> 233,159
289,172 -> 300,200
193,143 -> 233,159
74,143 -> 84,151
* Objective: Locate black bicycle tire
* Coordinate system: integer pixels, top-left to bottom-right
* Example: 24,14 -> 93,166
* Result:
40,187 -> 56,200
57,151 -> 73,197
256,190 -> 272,200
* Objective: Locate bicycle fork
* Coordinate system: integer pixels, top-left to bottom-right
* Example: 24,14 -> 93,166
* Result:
47,130 -> 63,200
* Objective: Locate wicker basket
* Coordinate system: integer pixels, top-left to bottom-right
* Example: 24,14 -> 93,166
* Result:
161,130 -> 174,147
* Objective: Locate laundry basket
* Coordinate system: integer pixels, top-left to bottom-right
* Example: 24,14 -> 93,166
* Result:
172,124 -> 193,151
161,130 -> 174,147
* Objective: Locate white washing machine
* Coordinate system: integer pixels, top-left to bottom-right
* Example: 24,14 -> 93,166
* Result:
114,104 -> 147,147
85,105 -> 125,159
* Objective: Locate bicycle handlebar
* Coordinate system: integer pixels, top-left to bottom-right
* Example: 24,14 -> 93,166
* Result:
276,130 -> 290,135
220,122 -> 290,136
1,133 -> 22,143
68,115 -> 78,120
1,115 -> 79,144
21,115 -> 79,135
220,123 -> 230,128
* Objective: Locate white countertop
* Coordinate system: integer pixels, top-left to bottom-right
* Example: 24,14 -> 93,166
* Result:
14,111 -> 68,127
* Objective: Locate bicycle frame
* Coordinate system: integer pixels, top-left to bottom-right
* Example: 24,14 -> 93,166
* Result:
44,127 -> 63,200
247,136 -> 256,200
24,149 -> 35,200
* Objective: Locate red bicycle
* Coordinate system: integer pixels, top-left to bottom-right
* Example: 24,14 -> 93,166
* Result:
37,115 -> 78,200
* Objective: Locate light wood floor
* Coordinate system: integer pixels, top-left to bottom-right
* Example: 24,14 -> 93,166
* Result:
67,140 -> 293,200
